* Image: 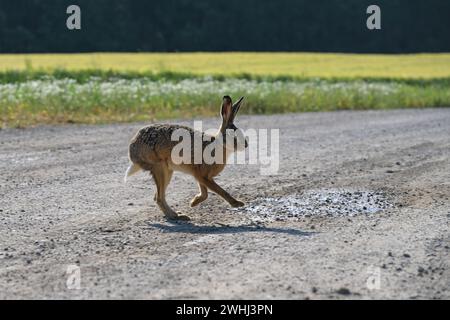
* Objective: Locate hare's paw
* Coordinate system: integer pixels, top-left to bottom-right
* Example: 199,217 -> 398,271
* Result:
231,200 -> 245,208
190,198 -> 200,207
164,210 -> 191,221
170,212 -> 191,221
176,214 -> 191,221
190,195 -> 207,207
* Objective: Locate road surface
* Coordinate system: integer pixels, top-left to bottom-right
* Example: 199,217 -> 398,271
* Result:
0,108 -> 449,299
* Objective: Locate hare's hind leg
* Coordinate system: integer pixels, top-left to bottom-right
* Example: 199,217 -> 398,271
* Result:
150,162 -> 190,221
190,183 -> 208,207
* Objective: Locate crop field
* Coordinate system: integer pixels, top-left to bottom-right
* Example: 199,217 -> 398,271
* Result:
2,53 -> 450,78
0,53 -> 450,127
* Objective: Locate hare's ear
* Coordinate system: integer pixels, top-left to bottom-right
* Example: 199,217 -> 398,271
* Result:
221,95 -> 233,124
230,96 -> 244,122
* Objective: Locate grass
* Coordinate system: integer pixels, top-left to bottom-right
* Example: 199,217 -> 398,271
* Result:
0,53 -> 449,127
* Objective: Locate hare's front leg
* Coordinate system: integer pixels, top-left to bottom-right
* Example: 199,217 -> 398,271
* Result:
198,177 -> 244,208
150,163 -> 190,221
190,183 -> 208,207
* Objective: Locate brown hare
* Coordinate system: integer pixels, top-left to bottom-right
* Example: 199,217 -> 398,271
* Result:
125,95 -> 248,221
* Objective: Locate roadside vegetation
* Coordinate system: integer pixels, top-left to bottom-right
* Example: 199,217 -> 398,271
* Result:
1,53 -> 449,127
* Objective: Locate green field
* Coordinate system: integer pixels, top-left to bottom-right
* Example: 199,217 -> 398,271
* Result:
1,53 -> 449,127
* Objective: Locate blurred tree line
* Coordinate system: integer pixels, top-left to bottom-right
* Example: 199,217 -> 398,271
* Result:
0,0 -> 449,53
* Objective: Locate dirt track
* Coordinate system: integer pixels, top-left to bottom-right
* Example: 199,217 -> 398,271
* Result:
0,109 -> 449,299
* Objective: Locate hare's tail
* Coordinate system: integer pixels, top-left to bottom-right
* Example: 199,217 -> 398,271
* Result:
124,163 -> 142,183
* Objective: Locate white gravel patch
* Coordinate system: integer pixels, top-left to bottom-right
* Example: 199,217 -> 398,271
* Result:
234,189 -> 393,222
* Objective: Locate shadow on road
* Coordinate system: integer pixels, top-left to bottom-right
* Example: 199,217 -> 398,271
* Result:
147,222 -> 315,237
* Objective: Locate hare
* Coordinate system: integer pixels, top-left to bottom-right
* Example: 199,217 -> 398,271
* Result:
125,95 -> 248,221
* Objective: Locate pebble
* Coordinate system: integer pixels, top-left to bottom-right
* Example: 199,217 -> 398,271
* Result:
336,288 -> 351,295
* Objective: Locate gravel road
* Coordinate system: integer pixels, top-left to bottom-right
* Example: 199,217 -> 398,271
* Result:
0,108 -> 449,299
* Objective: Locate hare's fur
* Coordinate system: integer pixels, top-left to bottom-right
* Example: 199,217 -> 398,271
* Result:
125,96 -> 247,221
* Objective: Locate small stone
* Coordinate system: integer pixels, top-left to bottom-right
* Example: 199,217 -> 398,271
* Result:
336,288 -> 351,295
403,253 -> 411,258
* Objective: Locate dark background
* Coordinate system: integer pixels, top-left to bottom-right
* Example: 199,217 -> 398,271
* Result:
0,0 -> 449,53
